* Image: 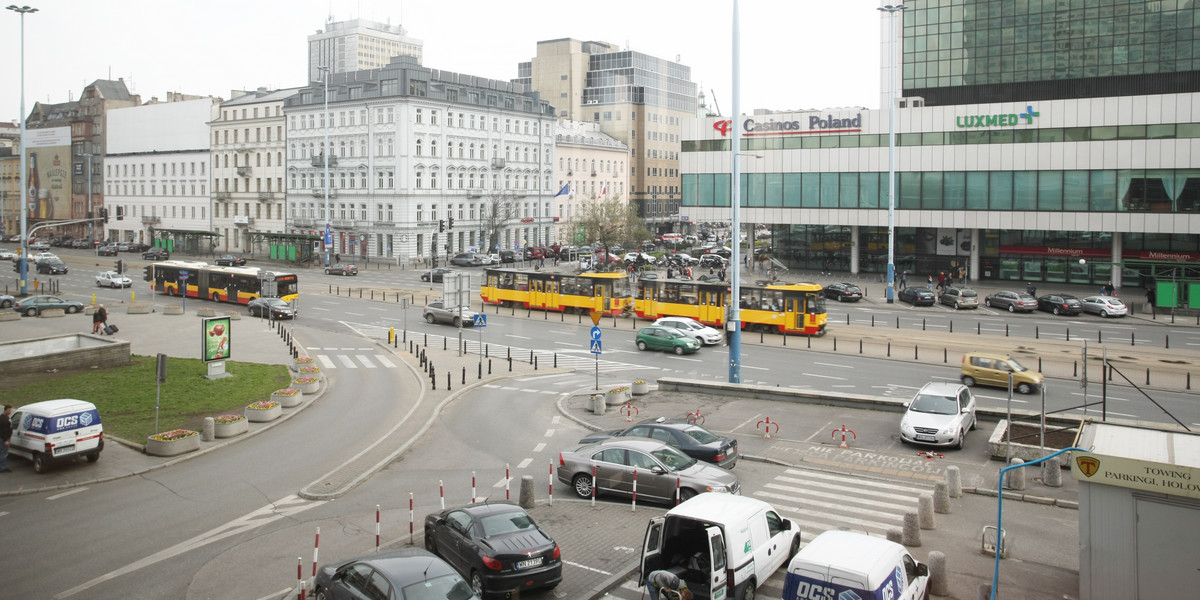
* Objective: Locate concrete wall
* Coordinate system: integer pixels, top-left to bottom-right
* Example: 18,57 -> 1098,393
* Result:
0,334 -> 131,375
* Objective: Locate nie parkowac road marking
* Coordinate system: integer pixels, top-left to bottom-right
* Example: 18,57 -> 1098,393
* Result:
54,495 -> 324,599
768,443 -> 946,475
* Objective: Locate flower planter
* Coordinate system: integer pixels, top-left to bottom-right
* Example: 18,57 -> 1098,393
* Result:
245,402 -> 282,422
213,417 -> 248,438
145,431 -> 201,457
631,381 -> 649,396
293,377 -> 320,395
290,357 -> 315,373
164,305 -> 184,315
273,389 -> 303,407
605,389 -> 628,406
197,307 -> 216,317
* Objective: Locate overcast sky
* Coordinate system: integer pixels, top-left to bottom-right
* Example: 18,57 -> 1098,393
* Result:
0,0 -> 884,124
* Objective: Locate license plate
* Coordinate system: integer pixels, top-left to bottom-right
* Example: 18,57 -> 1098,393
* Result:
516,557 -> 543,569
54,444 -> 76,455
915,435 -> 936,442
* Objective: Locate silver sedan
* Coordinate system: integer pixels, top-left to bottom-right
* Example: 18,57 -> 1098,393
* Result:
1080,295 -> 1128,317
556,437 -> 740,504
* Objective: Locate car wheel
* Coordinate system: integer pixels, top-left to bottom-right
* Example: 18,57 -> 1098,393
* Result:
955,430 -> 965,450
470,571 -> 485,597
836,295 -> 844,302
962,376 -> 975,387
24,307 -> 38,317
1052,307 -> 1060,315
314,588 -> 331,600
33,453 -> 46,474
96,280 -> 102,287
324,269 -> 331,275
1017,382 -> 1034,395
740,579 -> 757,600
0,299 -> 10,308
452,317 -> 462,328
424,528 -> 437,553
674,345 -> 686,355
1099,310 -> 1108,318
1008,304 -> 1015,313
211,293 -> 221,302
637,340 -> 648,351
788,536 -> 801,560
66,305 -> 79,314
969,415 -> 978,431
87,452 -> 100,463
679,488 -> 697,502
425,313 -> 436,324
572,474 -> 594,498
985,299 -> 992,307
954,301 -> 961,309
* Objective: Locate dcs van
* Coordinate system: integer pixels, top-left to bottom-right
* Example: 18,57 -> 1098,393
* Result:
8,399 -> 104,473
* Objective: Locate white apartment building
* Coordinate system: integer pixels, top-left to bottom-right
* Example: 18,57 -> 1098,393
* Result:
554,120 -> 628,242
210,87 -> 300,253
308,18 -> 423,84
284,56 -> 557,263
104,98 -> 218,248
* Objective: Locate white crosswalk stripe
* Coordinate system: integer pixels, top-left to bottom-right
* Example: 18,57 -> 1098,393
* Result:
308,354 -> 399,369
337,354 -> 358,368
355,355 -> 377,368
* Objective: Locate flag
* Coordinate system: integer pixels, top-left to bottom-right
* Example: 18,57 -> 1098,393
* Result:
554,183 -> 570,198
598,182 -> 608,200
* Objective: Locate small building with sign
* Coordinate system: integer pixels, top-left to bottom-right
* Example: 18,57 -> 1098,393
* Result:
1072,420 -> 1200,599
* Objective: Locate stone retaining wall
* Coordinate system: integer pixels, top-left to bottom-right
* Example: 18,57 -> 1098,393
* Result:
0,334 -> 131,375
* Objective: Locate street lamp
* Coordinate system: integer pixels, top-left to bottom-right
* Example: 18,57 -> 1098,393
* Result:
8,3 -> 37,296
81,152 -> 93,243
879,3 -> 905,304
318,64 -> 331,268
729,0 -> 743,384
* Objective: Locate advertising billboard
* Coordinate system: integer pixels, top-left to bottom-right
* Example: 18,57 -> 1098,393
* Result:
23,127 -> 72,221
202,316 -> 232,362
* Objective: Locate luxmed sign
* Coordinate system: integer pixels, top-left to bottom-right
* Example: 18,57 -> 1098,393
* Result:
713,114 -> 863,136
956,105 -> 1040,128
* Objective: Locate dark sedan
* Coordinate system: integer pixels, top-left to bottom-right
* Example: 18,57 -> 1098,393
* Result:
898,287 -> 936,306
97,245 -> 119,257
247,297 -> 296,319
35,259 -> 69,275
325,263 -> 358,276
15,295 -> 83,316
424,502 -> 562,598
313,547 -> 479,600
1037,293 -> 1083,315
142,247 -> 170,261
823,282 -> 863,302
579,417 -> 739,468
421,267 -> 455,283
214,254 -> 247,267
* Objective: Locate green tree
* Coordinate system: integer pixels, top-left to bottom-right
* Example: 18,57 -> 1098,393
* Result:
570,195 -> 650,270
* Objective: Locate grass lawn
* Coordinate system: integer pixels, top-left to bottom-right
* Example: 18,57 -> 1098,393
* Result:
6,355 -> 291,444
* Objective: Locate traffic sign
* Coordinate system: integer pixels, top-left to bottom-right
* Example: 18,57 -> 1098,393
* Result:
590,340 -> 602,354
590,326 -> 602,341
473,314 -> 487,327
589,311 -> 602,326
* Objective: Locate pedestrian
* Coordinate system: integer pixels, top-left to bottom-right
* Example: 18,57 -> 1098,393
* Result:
334,253 -> 341,263
93,304 -> 108,335
1102,280 -> 1115,296
899,270 -> 907,291
1026,282 -> 1037,297
927,275 -> 933,291
645,569 -> 692,600
0,403 -> 12,473
719,267 -> 727,281
937,272 -> 945,290
666,267 -> 674,279
823,259 -> 831,276
685,266 -> 693,279
1147,286 -> 1157,314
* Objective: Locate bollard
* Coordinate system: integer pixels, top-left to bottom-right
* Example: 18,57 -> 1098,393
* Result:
859,339 -> 862,354
508,356 -> 512,371
946,465 -> 962,498
896,316 -> 899,329
933,481 -> 951,514
1036,325 -> 1039,339
1147,367 -> 1151,385
918,493 -> 935,530
915,345 -> 919,360
944,348 -> 947,363
529,349 -> 534,364
928,551 -> 950,597
887,341 -> 891,357
977,322 -> 980,335
447,372 -> 451,390
1131,331 -> 1135,346
846,313 -> 850,326
1005,323 -> 1009,337
462,367 -> 466,385
518,475 -> 536,509
760,330 -> 764,344
950,320 -> 953,333
554,353 -> 558,368
201,417 -> 215,442
871,315 -> 875,327
1042,455 -> 1062,487
534,355 -> 538,370
833,337 -> 837,351
1004,458 -> 1026,490
886,528 -> 903,545
489,359 -> 492,375
902,511 -> 922,547
478,363 -> 482,380
922,318 -> 926,331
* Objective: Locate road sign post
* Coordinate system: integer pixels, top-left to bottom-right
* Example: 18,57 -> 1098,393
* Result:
474,313 -> 487,365
590,326 -> 602,390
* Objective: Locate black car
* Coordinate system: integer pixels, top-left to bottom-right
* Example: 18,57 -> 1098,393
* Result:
36,259 -> 69,275
214,254 -> 247,267
424,502 -> 561,598
325,263 -> 358,276
579,416 -> 739,468
142,247 -> 170,261
247,297 -> 296,319
498,250 -> 516,264
450,253 -> 484,267
97,245 -> 119,256
898,287 -> 936,306
421,267 -> 455,283
1037,293 -> 1083,315
823,282 -> 863,302
313,547 -> 479,600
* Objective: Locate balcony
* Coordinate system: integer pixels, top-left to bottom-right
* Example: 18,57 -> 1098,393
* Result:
232,216 -> 253,226
591,171 -> 597,177
310,153 -> 338,168
236,166 -> 251,177
291,217 -> 316,227
310,188 -> 338,198
213,191 -> 231,201
142,216 -> 161,225
491,158 -> 506,170
257,192 -> 275,201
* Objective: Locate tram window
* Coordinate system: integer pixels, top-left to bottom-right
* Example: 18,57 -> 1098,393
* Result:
681,294 -> 698,305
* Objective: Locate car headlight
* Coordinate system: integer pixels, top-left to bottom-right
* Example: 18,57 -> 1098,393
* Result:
706,485 -> 730,493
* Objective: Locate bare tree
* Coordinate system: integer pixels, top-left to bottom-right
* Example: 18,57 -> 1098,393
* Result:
571,194 -> 651,270
478,188 -> 521,254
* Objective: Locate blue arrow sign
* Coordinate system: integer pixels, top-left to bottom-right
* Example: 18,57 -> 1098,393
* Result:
473,314 -> 487,327
590,326 -> 602,341
590,340 -> 602,354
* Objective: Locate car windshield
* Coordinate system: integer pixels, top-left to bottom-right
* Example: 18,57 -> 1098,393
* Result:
265,299 -> 287,307
961,290 -> 977,297
1108,298 -> 1125,306
401,574 -> 475,600
479,510 -> 535,537
909,393 -> 959,415
651,445 -> 697,471
683,426 -> 720,444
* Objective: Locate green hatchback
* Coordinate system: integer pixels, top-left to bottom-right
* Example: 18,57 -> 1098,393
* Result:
635,325 -> 701,355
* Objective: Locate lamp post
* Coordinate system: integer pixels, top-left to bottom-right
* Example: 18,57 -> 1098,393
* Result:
8,3 -> 37,296
878,3 -> 905,304
318,64 -> 331,268
728,0 -> 743,384
81,152 -> 93,243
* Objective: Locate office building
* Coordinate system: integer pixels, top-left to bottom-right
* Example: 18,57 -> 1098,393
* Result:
308,18 -> 423,84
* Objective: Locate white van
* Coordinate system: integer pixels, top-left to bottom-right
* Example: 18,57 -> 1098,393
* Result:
641,494 -> 800,600
8,399 -> 104,473
783,531 -> 929,600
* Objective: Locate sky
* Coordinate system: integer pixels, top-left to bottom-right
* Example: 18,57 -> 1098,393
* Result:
0,0 -> 884,124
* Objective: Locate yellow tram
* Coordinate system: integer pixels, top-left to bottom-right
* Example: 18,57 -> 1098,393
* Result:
480,268 -> 633,316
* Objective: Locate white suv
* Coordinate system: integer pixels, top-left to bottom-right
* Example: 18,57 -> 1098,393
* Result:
652,316 -> 724,345
95,271 -> 132,288
899,382 -> 977,449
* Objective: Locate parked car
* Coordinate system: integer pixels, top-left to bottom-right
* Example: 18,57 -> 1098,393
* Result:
36,259 -> 69,275
6,399 -> 104,473
97,244 -> 119,257
142,247 -> 170,261
0,248 -> 15,260
424,502 -> 562,598
324,263 -> 358,276
31,252 -> 59,263
823,282 -> 863,302
423,299 -> 479,327
0,293 -> 14,308
652,316 -> 723,345
312,547 -> 479,600
961,351 -> 1043,394
214,254 -> 247,267
938,287 -> 979,309
115,242 -> 132,252
698,254 -> 727,269
664,253 -> 698,267
635,325 -> 701,355
95,271 -> 132,288
622,252 -> 657,265
984,290 -> 1038,312
247,297 -> 296,320
499,250 -> 516,263
557,437 -> 740,503
71,239 -> 93,249
450,253 -> 484,267
421,267 -> 455,283
14,295 -> 84,316
898,287 -> 936,306
29,240 -> 51,251
1037,293 -> 1083,315
899,382 -> 977,449
1080,295 -> 1128,318
579,417 -> 739,468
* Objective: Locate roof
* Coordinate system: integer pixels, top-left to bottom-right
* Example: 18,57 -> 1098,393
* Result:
1078,421 -> 1200,468
918,381 -> 967,396
793,530 -> 903,579
358,548 -> 458,582
16,399 -> 96,414
86,79 -> 136,101
665,492 -> 771,523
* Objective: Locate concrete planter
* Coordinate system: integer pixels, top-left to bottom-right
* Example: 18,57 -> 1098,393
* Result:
245,402 -> 282,422
84,306 -> 97,315
197,307 -> 216,317
0,311 -> 20,322
631,381 -> 649,396
145,432 -> 201,457
987,420 -> 1073,466
590,394 -> 606,415
293,378 -> 320,395
290,358 -> 315,373
213,417 -> 249,438
605,389 -> 630,406
225,311 -> 241,320
128,304 -> 152,314
163,305 -> 184,315
39,308 -> 65,318
273,390 -> 303,407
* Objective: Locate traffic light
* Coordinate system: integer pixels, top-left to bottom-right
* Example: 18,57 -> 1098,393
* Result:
439,219 -> 446,232
100,208 -> 109,223
448,216 -> 454,230
115,260 -> 123,274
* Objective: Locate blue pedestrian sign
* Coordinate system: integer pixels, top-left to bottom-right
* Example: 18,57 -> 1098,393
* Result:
590,326 -> 602,341
324,223 -> 333,245
473,314 -> 487,327
590,340 -> 602,354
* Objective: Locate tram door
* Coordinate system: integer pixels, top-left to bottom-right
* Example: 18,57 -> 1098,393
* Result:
594,281 -> 611,313
784,295 -> 802,332
544,278 -> 559,310
640,282 -> 659,318
531,279 -> 545,308
698,289 -> 724,324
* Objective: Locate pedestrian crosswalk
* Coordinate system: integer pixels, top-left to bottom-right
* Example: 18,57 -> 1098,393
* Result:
599,467 -> 931,600
305,347 -> 398,369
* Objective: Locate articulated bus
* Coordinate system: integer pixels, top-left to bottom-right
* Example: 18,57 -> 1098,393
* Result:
143,260 -> 300,304
480,268 -> 633,315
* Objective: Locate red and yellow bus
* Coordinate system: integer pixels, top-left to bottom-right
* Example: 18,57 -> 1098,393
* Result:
143,260 -> 299,304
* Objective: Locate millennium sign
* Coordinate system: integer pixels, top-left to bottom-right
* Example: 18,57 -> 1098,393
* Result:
956,105 -> 1039,128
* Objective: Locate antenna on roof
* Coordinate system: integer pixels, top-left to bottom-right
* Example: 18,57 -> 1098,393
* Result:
711,89 -> 722,116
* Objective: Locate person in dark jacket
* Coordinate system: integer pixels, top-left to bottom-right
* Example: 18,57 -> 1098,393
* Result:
645,570 -> 692,600
1,403 -> 13,472
92,305 -> 108,334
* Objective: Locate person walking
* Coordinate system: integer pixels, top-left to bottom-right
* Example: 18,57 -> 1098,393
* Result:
937,271 -> 945,290
93,305 -> 108,335
645,569 -> 693,600
1026,282 -> 1038,297
1147,286 -> 1157,314
898,270 -> 907,291
927,275 -> 934,291
0,403 -> 12,472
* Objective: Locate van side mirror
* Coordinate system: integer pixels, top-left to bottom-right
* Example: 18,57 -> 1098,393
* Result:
916,563 -> 929,577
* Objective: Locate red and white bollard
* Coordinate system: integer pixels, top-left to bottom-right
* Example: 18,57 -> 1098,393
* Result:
296,557 -> 305,600
675,476 -> 682,505
631,467 -> 638,512
409,493 -> 415,545
505,463 -> 511,500
375,506 -> 381,551
439,480 -> 445,510
686,410 -> 705,425
471,471 -> 477,503
312,527 -> 320,580
757,417 -> 780,439
548,460 -> 555,506
622,402 -> 640,422
831,424 -> 857,449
